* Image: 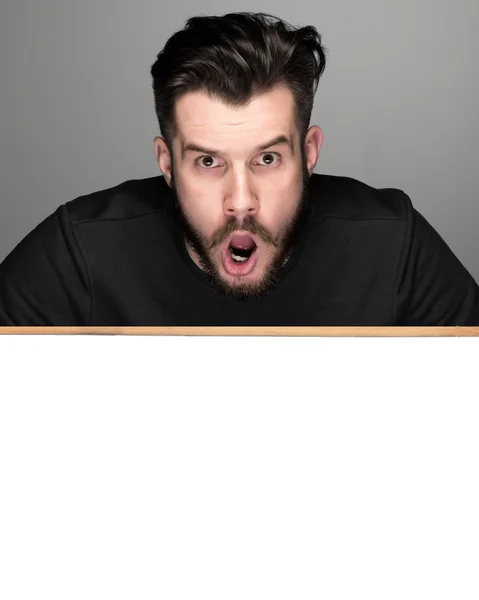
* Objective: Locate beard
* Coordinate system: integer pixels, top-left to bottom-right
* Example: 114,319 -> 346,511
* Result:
168,158 -> 312,300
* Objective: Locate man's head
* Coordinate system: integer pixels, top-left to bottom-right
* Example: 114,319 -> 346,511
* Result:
151,12 -> 327,298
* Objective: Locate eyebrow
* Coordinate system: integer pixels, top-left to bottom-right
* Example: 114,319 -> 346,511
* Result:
181,134 -> 294,159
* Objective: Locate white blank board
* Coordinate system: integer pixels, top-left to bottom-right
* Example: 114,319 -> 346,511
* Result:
0,335 -> 478,600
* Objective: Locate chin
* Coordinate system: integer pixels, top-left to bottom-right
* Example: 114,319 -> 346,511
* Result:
214,250 -> 282,299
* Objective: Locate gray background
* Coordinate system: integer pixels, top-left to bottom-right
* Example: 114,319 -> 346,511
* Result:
1,0 -> 478,279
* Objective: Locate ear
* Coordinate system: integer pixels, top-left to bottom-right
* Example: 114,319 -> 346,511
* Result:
303,126 -> 323,176
154,136 -> 172,186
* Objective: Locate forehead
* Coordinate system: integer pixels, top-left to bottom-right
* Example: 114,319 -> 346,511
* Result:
173,86 -> 297,152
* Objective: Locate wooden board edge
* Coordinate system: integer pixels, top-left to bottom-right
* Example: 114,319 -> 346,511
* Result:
1,326 -> 479,336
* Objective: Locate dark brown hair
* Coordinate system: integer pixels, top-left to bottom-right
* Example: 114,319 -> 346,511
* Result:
150,12 -> 327,149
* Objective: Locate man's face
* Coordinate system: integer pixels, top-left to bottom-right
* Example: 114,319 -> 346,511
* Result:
155,86 -> 322,298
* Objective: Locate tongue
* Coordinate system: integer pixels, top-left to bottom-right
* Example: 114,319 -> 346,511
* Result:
230,234 -> 256,250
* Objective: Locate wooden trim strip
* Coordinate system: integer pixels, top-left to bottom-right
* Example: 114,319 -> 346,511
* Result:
0,327 -> 479,337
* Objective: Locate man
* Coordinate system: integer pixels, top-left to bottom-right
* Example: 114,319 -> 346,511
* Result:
1,12 -> 478,326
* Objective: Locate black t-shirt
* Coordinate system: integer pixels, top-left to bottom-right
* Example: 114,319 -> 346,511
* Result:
1,173 -> 478,326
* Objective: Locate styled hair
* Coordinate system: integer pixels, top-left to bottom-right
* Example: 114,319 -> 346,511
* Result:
150,12 -> 327,149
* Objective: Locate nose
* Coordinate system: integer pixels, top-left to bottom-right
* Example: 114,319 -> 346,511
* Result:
223,172 -> 259,221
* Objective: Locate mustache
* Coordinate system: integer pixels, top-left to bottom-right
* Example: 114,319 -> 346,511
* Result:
207,215 -> 277,250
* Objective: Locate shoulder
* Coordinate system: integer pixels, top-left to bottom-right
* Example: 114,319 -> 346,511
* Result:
65,176 -> 171,224
308,173 -> 412,221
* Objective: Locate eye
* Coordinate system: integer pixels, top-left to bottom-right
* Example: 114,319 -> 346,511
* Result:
254,152 -> 281,167
196,155 -> 223,169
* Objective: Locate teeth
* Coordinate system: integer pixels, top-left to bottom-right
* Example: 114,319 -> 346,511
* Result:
231,253 -> 248,262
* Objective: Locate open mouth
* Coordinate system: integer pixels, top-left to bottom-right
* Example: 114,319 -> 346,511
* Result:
222,234 -> 259,276
229,245 -> 256,263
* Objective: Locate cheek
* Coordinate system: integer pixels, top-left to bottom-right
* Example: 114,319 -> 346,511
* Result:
175,168 -> 302,232
264,183 -> 302,227
176,179 -> 223,233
